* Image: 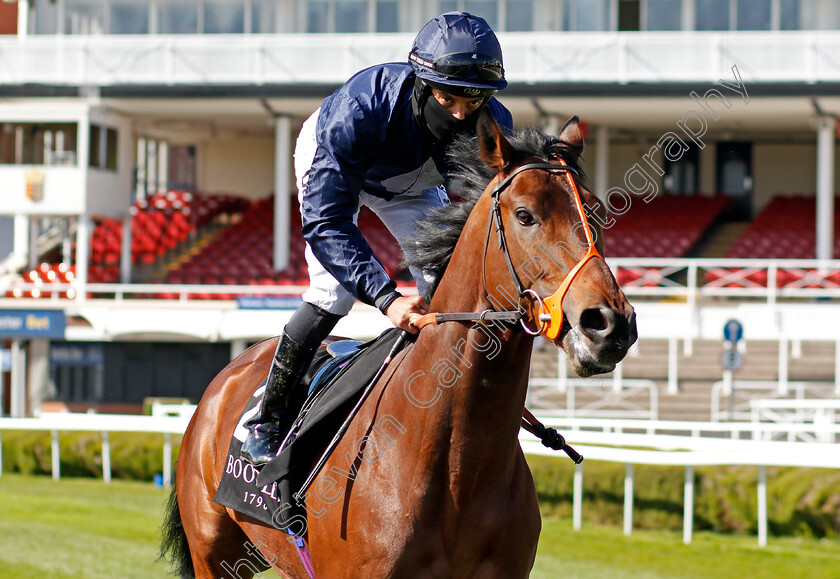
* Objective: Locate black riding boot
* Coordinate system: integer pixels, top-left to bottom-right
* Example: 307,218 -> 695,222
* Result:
240,332 -> 316,466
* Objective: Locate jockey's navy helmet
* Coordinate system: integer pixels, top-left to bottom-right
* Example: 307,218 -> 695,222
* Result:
409,12 -> 507,99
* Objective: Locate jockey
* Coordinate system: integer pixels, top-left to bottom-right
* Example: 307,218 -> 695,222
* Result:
241,12 -> 513,466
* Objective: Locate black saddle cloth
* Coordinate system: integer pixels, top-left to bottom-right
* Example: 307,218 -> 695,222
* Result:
213,328 -> 409,531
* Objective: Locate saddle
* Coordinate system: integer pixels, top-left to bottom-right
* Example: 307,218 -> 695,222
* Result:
213,328 -> 410,531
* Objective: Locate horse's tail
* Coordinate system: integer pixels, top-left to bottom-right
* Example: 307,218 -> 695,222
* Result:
158,482 -> 195,578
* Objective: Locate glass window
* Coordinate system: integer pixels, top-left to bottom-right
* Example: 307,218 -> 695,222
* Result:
307,1 -> 329,33
376,1 -> 398,32
780,0 -> 800,30
111,0 -> 149,34
465,1 -> 498,30
1,123 -> 77,165
695,0 -> 730,30
252,0 -> 275,32
90,125 -> 102,168
568,0 -> 611,31
507,0 -> 533,31
736,0 -> 771,30
0,124 -> 17,164
335,0 -> 368,33
439,1 -> 459,13
64,0 -> 105,34
89,125 -> 117,170
106,128 -> 118,171
646,0 -> 681,30
159,0 -> 199,34
205,0 -> 245,33
33,0 -> 58,34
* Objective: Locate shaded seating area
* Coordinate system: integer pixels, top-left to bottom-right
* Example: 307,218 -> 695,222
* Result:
607,194 -> 730,287
164,197 -> 407,298
88,191 -> 249,283
726,195 -> 840,259
705,195 -> 840,289
604,194 -> 730,258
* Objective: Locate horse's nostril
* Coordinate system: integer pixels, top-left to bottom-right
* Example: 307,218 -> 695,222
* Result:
579,307 -> 616,340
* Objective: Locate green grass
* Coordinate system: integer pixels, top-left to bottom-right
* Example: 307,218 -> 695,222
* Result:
0,474 -> 171,578
532,518 -> 840,579
1,473 -> 839,578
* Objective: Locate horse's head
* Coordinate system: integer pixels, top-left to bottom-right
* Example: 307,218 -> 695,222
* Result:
475,109 -> 637,376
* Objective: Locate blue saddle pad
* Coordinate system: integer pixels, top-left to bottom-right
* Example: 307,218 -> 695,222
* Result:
306,340 -> 364,396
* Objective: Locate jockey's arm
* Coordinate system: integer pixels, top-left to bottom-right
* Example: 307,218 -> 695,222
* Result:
301,95 -> 406,316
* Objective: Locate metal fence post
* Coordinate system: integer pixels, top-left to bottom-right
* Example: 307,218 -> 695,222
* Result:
102,431 -> 111,484
683,465 -> 694,545
758,465 -> 768,547
573,462 -> 583,531
668,337 -> 679,395
624,463 -> 634,536
51,430 -> 60,481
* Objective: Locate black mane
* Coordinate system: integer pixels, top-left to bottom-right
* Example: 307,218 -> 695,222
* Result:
402,125 -> 586,301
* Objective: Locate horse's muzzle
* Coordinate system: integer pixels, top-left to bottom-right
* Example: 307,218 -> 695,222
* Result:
560,305 -> 638,376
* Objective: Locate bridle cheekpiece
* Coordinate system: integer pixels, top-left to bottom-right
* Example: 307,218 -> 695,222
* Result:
483,159 -> 605,340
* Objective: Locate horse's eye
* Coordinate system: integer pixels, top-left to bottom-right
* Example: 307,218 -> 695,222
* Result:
515,209 -> 535,226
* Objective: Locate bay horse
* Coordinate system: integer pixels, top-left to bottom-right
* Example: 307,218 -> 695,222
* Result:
161,109 -> 637,578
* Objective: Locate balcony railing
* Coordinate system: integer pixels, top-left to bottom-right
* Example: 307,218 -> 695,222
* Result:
1,32 -> 839,87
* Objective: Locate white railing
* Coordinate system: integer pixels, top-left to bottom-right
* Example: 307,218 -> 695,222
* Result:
528,377 -> 659,420
749,398 -> 840,443
0,32 -> 839,87
610,257 -> 840,303
2,410 -> 838,547
0,281 -> 309,303
710,380 -> 839,424
0,412 -> 192,487
3,258 -> 839,305
520,415 -> 840,547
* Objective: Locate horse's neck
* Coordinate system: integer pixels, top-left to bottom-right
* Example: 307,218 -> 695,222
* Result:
415,266 -> 534,493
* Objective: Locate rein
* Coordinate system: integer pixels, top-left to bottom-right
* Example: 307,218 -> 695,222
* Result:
416,159 -> 605,341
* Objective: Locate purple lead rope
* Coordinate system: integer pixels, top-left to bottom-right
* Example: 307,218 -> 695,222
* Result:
294,536 -> 316,578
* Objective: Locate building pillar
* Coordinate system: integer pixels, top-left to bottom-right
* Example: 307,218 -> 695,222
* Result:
595,126 -> 610,198
17,0 -> 29,37
158,141 -> 169,194
75,215 -> 91,301
27,339 -> 49,416
231,339 -> 247,360
273,114 -> 292,272
120,216 -> 132,284
816,116 -> 836,260
10,340 -> 25,417
28,215 -> 38,269
13,214 -> 29,268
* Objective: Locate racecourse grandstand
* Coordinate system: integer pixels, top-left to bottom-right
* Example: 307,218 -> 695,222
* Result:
1,0 -> 840,418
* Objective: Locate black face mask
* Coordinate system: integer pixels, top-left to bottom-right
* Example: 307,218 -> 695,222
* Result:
412,79 -> 484,142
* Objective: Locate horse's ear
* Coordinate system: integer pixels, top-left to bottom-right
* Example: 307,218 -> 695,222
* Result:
557,116 -> 584,158
477,107 -> 513,171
